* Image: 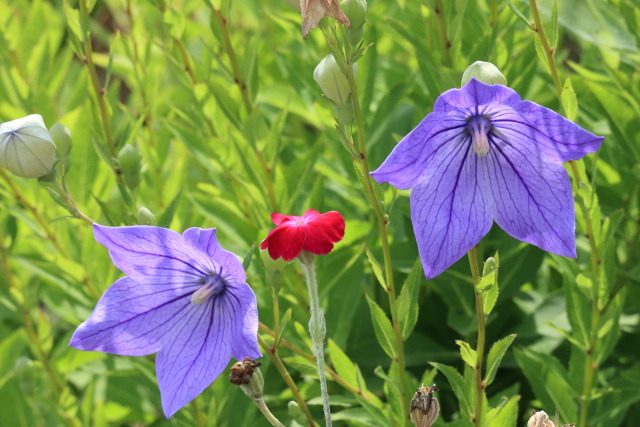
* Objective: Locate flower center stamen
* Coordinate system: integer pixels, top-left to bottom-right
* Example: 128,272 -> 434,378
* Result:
467,116 -> 491,157
191,272 -> 227,305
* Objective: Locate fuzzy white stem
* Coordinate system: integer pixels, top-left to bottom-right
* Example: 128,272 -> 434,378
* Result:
299,251 -> 332,427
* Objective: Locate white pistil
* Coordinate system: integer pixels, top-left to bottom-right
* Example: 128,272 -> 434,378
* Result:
191,273 -> 225,305
471,118 -> 490,157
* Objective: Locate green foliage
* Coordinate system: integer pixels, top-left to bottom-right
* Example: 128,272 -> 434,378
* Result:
0,0 -> 638,426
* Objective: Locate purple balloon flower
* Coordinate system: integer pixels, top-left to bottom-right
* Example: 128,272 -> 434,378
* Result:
71,225 -> 261,418
371,79 -> 603,279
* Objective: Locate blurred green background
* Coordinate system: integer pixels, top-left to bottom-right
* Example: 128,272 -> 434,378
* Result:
0,0 -> 638,426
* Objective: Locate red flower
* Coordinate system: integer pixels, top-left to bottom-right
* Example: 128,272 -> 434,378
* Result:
261,209 -> 345,261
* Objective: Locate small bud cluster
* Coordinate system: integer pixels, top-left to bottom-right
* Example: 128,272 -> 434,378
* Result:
409,384 -> 440,427
341,0 -> 367,46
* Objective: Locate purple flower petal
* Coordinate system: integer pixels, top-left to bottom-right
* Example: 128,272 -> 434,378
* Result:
70,277 -> 198,356
410,133 -> 494,278
492,101 -> 604,163
371,112 -> 467,189
488,132 -> 576,257
182,228 -> 246,283
93,225 -> 213,283
73,225 -> 261,418
155,292 -> 257,418
372,78 -> 602,278
226,282 -> 261,360
433,79 -> 521,113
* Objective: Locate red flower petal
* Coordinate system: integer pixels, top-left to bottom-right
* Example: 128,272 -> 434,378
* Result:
261,210 -> 345,260
261,224 -> 306,261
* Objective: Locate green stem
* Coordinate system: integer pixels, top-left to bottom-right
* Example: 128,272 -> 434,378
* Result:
211,6 -> 279,212
467,247 -> 485,427
346,53 -> 409,425
434,0 -> 453,67
298,251 -> 331,427
490,0 -> 499,27
272,289 -> 281,352
528,0 -> 562,101
77,0 -> 133,211
54,179 -> 96,225
257,336 -> 316,427
1,171 -> 100,299
211,7 -> 253,114
324,31 -> 409,423
1,170 -> 70,258
254,397 -> 286,427
528,4 -> 602,423
259,323 -> 378,405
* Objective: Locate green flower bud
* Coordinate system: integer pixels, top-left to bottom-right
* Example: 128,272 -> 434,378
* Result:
341,0 -> 367,29
0,114 -> 56,178
288,401 -> 308,425
260,249 -> 288,293
461,61 -> 507,87
137,206 -> 156,225
314,54 -> 354,106
118,144 -> 142,190
50,123 -> 73,171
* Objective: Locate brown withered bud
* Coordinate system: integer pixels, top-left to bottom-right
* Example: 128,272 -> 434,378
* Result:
300,0 -> 350,39
409,384 -> 440,427
229,357 -> 262,385
527,410 -> 559,427
527,409 -> 577,427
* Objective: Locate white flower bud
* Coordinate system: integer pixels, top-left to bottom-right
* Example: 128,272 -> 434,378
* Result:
0,114 -> 56,178
313,54 -> 355,106
461,61 -> 507,87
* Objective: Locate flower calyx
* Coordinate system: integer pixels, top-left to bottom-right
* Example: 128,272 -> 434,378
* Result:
409,383 -> 440,427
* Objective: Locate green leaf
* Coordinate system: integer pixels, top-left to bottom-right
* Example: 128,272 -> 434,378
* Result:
163,8 -> 185,39
335,125 -> 361,158
365,248 -> 386,291
430,362 -> 472,417
63,1 -> 83,41
365,294 -> 397,359
561,77 -> 578,121
484,334 -> 516,386
157,192 -> 182,228
505,0 -> 533,29
514,348 -> 578,421
455,340 -> 477,368
328,339 -> 358,387
563,274 -> 591,349
395,259 -> 422,339
478,252 -> 499,315
483,394 -> 520,427
241,243 -> 255,270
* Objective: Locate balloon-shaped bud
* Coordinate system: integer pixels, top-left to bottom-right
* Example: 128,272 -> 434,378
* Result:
137,206 -> 156,225
118,144 -> 142,190
341,0 -> 367,29
50,123 -> 73,170
0,114 -> 56,178
314,54 -> 353,106
461,61 -> 507,86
